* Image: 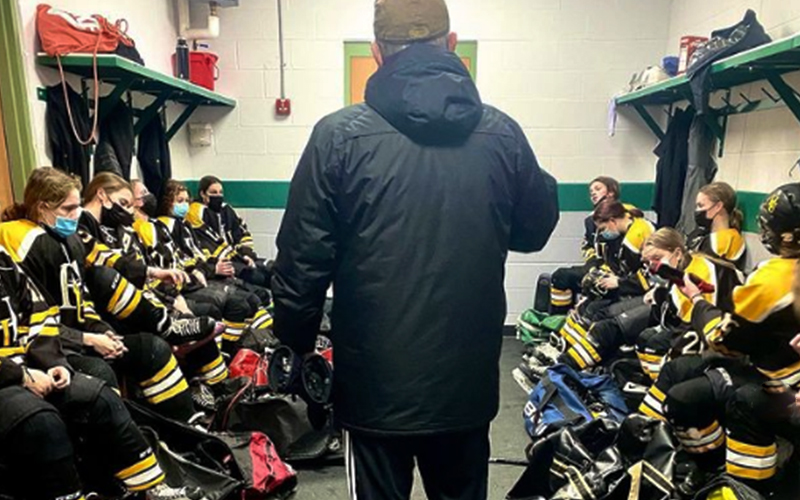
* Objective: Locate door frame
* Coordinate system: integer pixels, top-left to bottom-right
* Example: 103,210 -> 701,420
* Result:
0,0 -> 37,198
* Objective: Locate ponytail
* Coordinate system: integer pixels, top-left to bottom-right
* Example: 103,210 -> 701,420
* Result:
730,208 -> 744,232
628,206 -> 645,219
1,203 -> 28,222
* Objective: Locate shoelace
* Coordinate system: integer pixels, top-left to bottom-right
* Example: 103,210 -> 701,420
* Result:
171,319 -> 200,337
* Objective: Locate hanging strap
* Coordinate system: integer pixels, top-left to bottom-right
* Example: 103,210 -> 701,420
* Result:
55,21 -> 103,146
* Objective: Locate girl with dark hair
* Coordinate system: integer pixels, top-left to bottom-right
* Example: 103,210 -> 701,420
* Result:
549,177 -> 623,314
589,199 -> 653,298
688,181 -> 746,269
187,176 -> 272,288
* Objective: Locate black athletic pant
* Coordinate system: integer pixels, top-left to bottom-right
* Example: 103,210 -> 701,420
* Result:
0,387 -> 81,500
345,425 -> 490,500
560,303 -> 652,370
86,266 -> 228,395
550,265 -> 585,315
67,333 -> 195,422
0,376 -> 163,498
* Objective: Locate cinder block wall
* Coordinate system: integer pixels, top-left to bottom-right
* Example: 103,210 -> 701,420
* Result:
17,0 -> 798,323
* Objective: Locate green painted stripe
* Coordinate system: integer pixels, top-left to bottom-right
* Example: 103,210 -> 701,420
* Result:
180,179 -> 768,233
738,191 -> 766,234
0,0 -> 37,198
183,180 -> 290,209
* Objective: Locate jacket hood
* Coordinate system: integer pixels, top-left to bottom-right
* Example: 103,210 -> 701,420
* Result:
365,43 -> 483,145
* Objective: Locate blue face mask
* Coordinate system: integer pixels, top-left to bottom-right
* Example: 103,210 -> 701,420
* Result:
50,215 -> 79,239
172,202 -> 189,218
600,229 -> 621,240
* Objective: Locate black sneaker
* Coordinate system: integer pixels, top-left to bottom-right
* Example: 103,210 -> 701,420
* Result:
163,317 -> 218,344
676,467 -> 706,499
146,484 -> 204,500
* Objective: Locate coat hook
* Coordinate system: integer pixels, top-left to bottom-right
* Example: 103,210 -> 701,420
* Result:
790,157 -> 800,177
762,87 -> 781,103
739,92 -> 754,106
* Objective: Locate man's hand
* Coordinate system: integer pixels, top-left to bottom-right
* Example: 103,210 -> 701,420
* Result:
48,366 -> 71,390
599,275 -> 619,290
24,369 -> 54,398
216,259 -> 235,277
85,332 -> 126,359
243,255 -> 256,268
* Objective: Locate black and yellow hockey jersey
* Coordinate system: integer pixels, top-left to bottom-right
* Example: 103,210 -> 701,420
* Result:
0,219 -> 119,337
666,254 -> 744,326
134,217 -> 213,278
185,202 -> 237,263
688,227 -> 747,270
79,210 -> 149,289
605,217 -> 655,296
0,245 -> 67,389
582,203 -> 639,269
217,203 -> 258,260
692,257 -> 800,388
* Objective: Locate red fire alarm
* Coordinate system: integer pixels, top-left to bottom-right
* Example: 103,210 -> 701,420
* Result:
275,98 -> 291,116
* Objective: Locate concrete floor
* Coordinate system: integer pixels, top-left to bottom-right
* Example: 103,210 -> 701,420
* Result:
293,337 -> 530,500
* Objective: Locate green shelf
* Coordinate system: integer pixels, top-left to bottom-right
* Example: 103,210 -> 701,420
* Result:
37,53 -> 235,107
37,53 -> 236,141
613,33 -> 800,154
616,33 -> 800,107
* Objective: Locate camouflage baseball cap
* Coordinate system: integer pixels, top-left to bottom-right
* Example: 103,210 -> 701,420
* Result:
374,0 -> 450,43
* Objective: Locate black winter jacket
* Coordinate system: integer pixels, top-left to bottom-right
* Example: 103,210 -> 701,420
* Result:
272,44 -> 559,435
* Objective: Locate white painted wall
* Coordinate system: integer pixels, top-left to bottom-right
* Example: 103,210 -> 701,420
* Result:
666,0 -> 800,194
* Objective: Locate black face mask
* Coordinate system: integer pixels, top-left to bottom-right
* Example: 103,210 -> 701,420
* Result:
208,195 -> 224,212
694,209 -> 713,230
102,203 -> 134,228
140,193 -> 158,219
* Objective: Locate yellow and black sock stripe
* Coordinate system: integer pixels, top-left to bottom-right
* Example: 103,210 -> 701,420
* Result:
249,307 -> 274,330
222,320 -> 246,343
115,452 -> 164,492
758,360 -> 800,390
727,437 -> 778,481
674,420 -> 725,454
107,278 -> 143,320
560,319 -> 600,369
636,351 -> 665,381
550,287 -> 573,308
195,355 -> 228,386
638,385 -> 667,421
140,356 -> 189,406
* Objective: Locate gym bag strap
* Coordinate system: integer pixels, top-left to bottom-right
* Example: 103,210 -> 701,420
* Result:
140,426 -> 241,500
36,4 -> 139,145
